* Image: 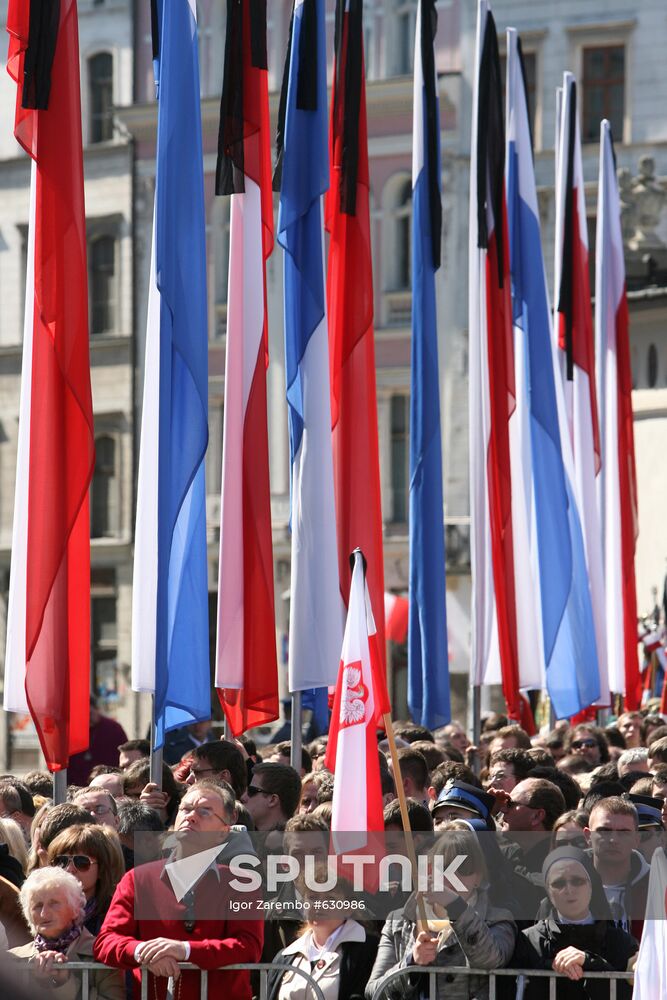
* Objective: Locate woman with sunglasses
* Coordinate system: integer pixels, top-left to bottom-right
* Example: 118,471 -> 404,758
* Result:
551,811 -> 590,851
10,866 -> 123,998
46,825 -> 125,936
513,846 -> 638,998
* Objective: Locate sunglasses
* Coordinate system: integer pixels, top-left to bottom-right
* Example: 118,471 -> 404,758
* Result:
246,785 -> 271,798
572,739 -> 597,749
549,876 -> 589,891
53,855 -> 98,873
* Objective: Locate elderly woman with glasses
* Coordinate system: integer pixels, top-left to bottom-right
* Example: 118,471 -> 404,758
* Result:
9,866 -> 123,999
46,825 -> 125,936
512,846 -> 638,998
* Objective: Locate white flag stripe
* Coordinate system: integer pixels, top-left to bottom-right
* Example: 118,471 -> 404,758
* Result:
4,161 -> 37,715
596,120 -> 630,696
131,210 -> 161,694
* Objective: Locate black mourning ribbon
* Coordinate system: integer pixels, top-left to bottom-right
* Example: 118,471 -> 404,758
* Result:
216,0 -> 268,196
476,10 -> 505,287
273,0 -> 318,192
421,0 -> 441,269
333,0 -> 362,217
557,82 -> 577,382
22,0 -> 60,111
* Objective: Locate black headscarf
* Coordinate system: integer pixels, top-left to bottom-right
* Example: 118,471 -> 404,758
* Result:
541,846 -> 612,921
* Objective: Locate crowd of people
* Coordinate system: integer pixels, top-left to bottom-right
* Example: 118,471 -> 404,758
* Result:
0,706 -> 666,998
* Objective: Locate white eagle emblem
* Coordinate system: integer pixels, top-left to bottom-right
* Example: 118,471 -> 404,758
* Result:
340,663 -> 368,727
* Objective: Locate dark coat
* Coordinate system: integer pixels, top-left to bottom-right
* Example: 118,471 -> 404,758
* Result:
513,916 -> 638,1000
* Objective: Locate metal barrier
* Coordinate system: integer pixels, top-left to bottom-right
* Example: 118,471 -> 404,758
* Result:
63,959 -> 326,1000
370,964 -> 635,1000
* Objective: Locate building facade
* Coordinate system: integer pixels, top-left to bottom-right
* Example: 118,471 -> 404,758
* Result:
0,0 -> 666,766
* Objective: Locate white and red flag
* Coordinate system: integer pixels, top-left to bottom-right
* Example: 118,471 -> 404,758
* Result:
214,0 -> 279,734
326,0 -> 386,666
554,73 -> 609,707
4,0 -> 94,770
633,847 -> 667,998
325,550 -> 391,849
468,1 -> 522,721
595,120 -> 641,710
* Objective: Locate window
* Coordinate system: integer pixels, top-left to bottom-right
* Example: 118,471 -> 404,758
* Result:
89,235 -> 116,335
395,179 -> 412,291
91,435 -> 119,538
582,45 -> 624,143
394,0 -> 417,76
91,568 -> 117,699
89,53 -> 114,143
390,394 -> 409,523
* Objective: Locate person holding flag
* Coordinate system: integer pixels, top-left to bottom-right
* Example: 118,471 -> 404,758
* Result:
276,0 -> 342,722
4,0 -> 95,773
595,119 -> 641,711
214,0 -> 279,736
505,29 -> 600,718
408,0 -> 451,731
131,0 -> 210,751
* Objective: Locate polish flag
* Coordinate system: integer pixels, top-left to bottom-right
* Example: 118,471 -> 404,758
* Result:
325,551 -> 391,850
214,0 -> 279,734
554,73 -> 608,705
595,120 -> 640,710
326,0 -> 386,667
469,1 -> 521,720
4,0 -> 94,770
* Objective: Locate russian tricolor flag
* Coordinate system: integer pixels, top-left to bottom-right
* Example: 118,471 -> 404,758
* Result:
554,73 -> 609,707
506,30 -> 600,717
277,0 -> 342,695
595,120 -> 640,709
132,0 -> 210,747
408,0 -> 450,728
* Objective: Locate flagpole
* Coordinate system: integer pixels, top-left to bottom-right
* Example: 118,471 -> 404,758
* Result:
290,691 -> 302,772
383,713 -> 429,931
471,683 -> 482,745
149,695 -> 163,790
53,770 -> 67,806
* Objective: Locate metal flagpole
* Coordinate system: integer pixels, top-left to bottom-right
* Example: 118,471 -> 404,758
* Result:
149,695 -> 163,790
53,770 -> 67,806
471,684 -> 482,746
290,691 -> 302,772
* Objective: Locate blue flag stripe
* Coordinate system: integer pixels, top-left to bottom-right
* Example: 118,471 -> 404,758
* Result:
153,0 -> 210,746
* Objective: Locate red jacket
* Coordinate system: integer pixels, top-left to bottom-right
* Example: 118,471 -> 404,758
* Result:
93,859 -> 263,1000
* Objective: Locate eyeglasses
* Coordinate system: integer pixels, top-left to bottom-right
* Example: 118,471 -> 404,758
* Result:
188,766 -> 217,778
549,876 -> 589,891
53,855 -> 98,873
504,798 -> 534,811
178,803 -> 227,822
246,785 -> 271,798
87,805 -> 113,817
572,738 -> 597,750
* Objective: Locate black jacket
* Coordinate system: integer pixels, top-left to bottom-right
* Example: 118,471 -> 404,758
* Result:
268,935 -> 379,1000
513,916 -> 638,999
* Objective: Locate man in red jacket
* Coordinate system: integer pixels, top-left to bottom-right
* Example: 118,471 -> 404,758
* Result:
94,781 -> 263,999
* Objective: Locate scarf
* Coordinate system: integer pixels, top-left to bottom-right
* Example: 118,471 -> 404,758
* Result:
34,922 -> 82,955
